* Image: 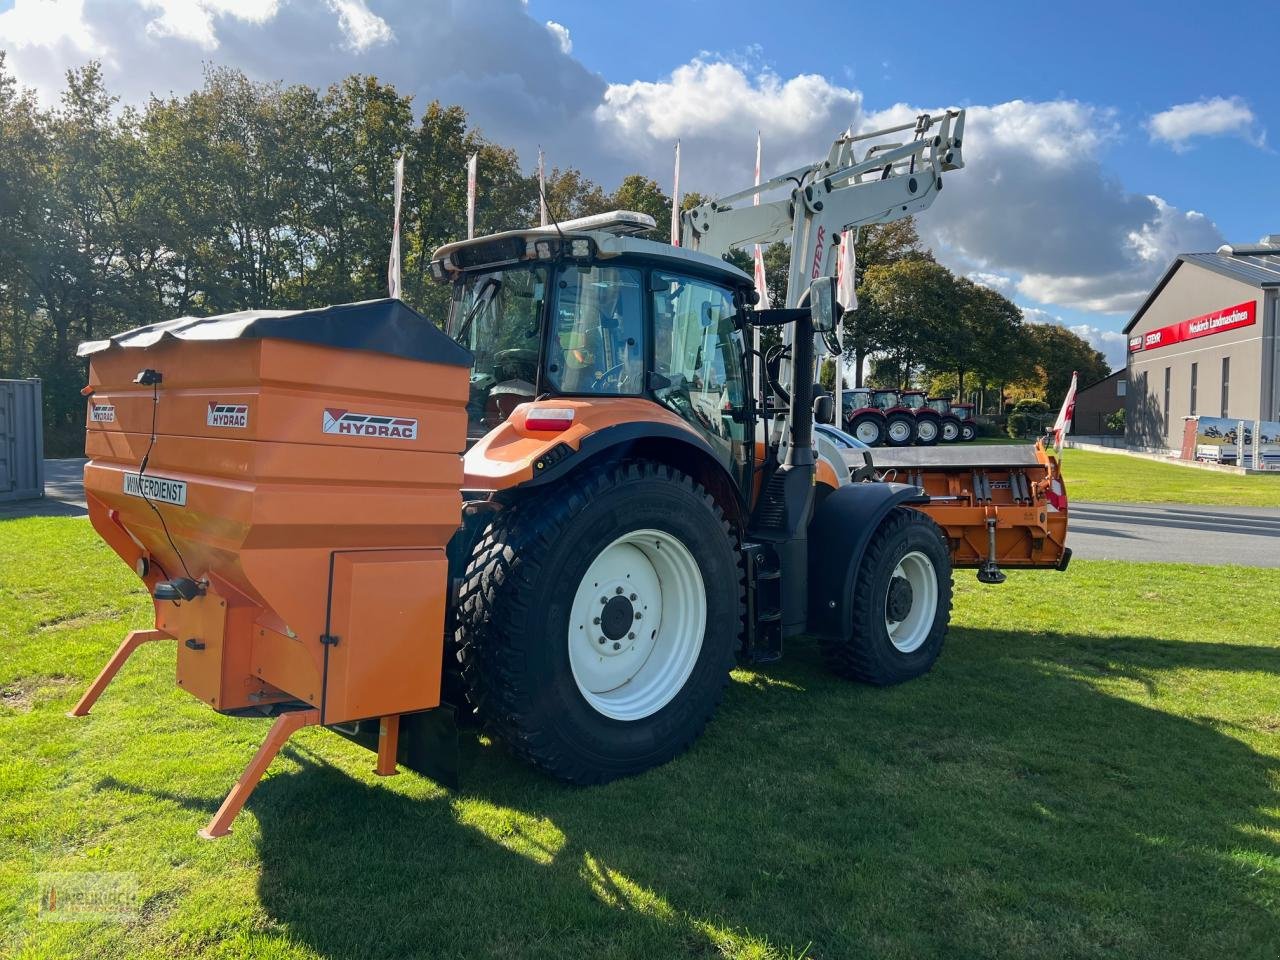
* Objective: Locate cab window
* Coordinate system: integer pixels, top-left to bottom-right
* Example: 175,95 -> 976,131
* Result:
547,265 -> 645,394
650,272 -> 748,466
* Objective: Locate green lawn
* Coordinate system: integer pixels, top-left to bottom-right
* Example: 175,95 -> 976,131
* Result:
3,517 -> 1279,959
1060,447 -> 1280,507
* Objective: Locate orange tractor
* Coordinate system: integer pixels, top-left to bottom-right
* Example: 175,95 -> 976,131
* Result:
70,111 -> 1069,838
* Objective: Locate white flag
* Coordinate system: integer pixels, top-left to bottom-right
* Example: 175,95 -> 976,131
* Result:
387,152 -> 404,300
537,147 -> 548,227
752,132 -> 770,311
466,152 -> 478,239
670,140 -> 680,246
837,231 -> 857,309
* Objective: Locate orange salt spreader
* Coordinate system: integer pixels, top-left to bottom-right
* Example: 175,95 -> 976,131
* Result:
73,299 -> 472,838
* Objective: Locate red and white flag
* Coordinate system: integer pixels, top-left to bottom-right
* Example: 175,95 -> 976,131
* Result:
836,231 -> 857,310
537,147 -> 548,227
466,152 -> 478,239
670,140 -> 681,246
387,152 -> 404,299
1052,370 -> 1078,456
752,132 -> 770,309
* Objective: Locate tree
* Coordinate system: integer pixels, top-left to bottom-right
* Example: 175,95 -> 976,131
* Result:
1022,323 -> 1110,405
857,259 -> 962,388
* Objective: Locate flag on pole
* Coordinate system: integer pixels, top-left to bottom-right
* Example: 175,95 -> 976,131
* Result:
1052,370 -> 1078,456
836,231 -> 857,310
537,147 -> 548,227
752,131 -> 769,311
670,140 -> 680,247
387,152 -> 404,300
466,152 -> 478,239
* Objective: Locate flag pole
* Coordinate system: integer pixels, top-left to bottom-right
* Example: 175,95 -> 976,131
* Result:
670,140 -> 680,247
466,153 -> 478,239
387,152 -> 405,300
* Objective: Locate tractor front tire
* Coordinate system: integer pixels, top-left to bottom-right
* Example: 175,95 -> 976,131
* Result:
456,461 -> 742,784
885,412 -> 917,447
939,416 -> 962,443
820,507 -> 952,686
959,422 -> 977,442
915,416 -> 941,446
849,413 -> 885,447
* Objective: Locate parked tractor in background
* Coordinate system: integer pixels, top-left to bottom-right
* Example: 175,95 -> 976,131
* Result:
843,387 -> 887,446
898,390 -> 940,446
927,396 -> 963,443
872,389 -> 918,447
952,402 -> 978,441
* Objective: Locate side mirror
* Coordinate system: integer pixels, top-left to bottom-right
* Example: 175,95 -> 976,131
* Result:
813,394 -> 835,424
809,276 -> 838,334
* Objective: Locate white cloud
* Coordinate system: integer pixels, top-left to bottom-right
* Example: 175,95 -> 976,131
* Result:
328,0 -> 392,52
967,271 -> 1016,295
594,56 -> 861,189
140,0 -> 279,50
1147,96 -> 1262,150
860,98 -> 1225,314
544,20 -> 570,55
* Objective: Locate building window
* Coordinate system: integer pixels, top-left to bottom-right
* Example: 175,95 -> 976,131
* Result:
1221,356 -> 1230,417
1163,367 -> 1170,419
1116,379 -> 1127,397
1189,362 -> 1198,416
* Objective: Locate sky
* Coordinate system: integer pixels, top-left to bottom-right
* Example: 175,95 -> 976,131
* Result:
1,0 -> 1276,370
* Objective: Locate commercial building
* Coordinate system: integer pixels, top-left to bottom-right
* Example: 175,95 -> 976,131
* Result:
1124,236 -> 1280,450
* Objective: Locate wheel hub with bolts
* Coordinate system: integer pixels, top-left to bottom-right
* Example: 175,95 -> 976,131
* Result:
885,575 -> 914,622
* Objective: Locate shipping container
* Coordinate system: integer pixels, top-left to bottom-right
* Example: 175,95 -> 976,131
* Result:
0,378 -> 45,502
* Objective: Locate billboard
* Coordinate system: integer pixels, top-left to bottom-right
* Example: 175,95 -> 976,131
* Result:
1193,416 -> 1280,469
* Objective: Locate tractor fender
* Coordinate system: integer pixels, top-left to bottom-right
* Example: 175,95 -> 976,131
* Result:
806,482 -> 929,640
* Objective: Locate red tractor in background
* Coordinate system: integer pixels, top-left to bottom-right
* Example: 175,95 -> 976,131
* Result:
872,389 -> 918,447
952,402 -> 979,442
926,396 -> 963,443
898,390 -> 940,446
842,387 -> 887,446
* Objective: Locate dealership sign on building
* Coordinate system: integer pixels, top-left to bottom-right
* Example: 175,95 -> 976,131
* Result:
1129,300 -> 1256,354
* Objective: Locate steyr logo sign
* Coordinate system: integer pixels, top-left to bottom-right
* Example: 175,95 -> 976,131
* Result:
322,408 -> 418,440
1129,300 -> 1256,353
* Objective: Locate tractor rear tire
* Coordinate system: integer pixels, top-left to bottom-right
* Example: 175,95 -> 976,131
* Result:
849,413 -> 884,447
820,507 -> 952,686
915,416 -> 941,446
959,422 -> 977,442
885,412 -> 916,447
456,461 -> 743,784
939,416 -> 962,443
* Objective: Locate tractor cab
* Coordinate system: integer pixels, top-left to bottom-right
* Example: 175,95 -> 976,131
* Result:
435,212 -> 758,487
871,389 -> 900,410
898,390 -> 927,411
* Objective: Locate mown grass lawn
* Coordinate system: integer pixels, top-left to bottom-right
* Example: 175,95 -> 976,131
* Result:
3,516 -> 1279,959
1059,447 -> 1280,507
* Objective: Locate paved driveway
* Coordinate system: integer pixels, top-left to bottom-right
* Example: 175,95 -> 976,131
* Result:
1068,501 -> 1280,567
0,459 -> 87,519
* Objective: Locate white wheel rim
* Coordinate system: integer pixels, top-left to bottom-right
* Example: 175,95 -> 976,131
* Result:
943,423 -> 959,441
567,529 -> 706,721
917,421 -> 937,441
889,421 -> 911,442
885,550 -> 938,654
855,421 -> 880,444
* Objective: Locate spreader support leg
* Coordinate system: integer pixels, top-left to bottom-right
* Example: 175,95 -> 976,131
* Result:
199,708 -> 320,840
67,629 -> 173,718
375,715 -> 400,777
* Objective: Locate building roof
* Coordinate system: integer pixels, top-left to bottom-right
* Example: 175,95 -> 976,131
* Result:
1077,368 -> 1125,394
1123,242 -> 1280,334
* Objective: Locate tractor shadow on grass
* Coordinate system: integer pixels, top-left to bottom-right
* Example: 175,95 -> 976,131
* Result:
241,629 -> 1280,960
